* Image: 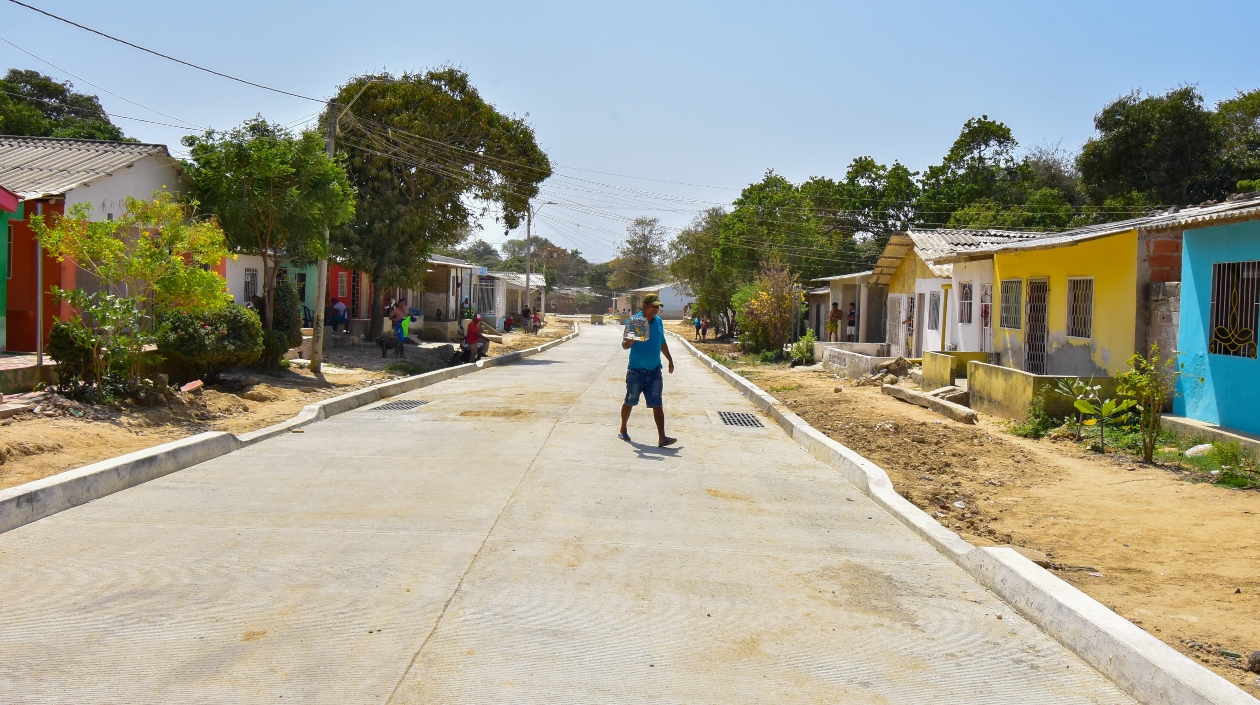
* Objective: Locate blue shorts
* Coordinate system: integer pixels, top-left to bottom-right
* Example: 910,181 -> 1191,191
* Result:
625,367 -> 663,408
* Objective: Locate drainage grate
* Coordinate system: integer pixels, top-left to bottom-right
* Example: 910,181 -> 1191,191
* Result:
374,399 -> 430,411
718,411 -> 764,428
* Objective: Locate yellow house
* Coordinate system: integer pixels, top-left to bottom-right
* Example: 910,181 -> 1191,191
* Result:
946,216 -> 1185,377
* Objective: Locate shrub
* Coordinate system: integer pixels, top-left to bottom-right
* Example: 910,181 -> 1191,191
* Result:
1115,343 -> 1179,463
259,329 -> 292,368
1009,393 -> 1058,439
272,280 -> 304,348
158,305 -> 264,380
789,329 -> 816,364
733,261 -> 798,353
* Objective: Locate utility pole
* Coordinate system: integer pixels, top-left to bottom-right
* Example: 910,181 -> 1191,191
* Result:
35,202 -> 43,367
524,207 -> 533,319
309,101 -> 337,374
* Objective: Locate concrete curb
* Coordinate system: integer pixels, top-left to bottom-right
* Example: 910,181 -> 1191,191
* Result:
667,331 -> 1256,705
0,327 -> 581,537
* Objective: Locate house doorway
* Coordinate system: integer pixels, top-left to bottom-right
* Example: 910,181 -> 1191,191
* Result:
913,293 -> 925,357
886,296 -> 903,355
1025,279 -> 1049,374
979,284 -> 993,353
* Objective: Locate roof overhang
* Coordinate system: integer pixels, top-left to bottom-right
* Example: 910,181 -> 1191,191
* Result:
0,185 -> 20,213
811,269 -> 873,283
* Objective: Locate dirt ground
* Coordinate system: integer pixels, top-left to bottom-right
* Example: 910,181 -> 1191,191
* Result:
0,364 -> 391,493
664,322 -> 1260,693
488,317 -> 576,355
1,319 -> 578,494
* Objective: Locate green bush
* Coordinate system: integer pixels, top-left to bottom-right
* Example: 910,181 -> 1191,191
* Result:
46,321 -> 94,389
272,280 -> 304,348
158,305 -> 264,380
789,329 -> 816,364
259,328 -> 292,368
1009,393 -> 1059,439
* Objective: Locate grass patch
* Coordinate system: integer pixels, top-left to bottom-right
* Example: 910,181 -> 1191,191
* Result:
768,383 -> 802,392
1007,394 -> 1059,439
385,361 -> 431,376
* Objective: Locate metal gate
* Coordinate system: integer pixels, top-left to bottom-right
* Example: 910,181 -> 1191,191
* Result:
979,284 -> 993,353
472,280 -> 497,319
886,296 -> 903,356
1025,279 -> 1049,374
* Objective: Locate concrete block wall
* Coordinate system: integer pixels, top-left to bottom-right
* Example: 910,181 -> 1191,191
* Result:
822,347 -> 896,378
967,361 -> 1120,421
1147,281 -> 1180,359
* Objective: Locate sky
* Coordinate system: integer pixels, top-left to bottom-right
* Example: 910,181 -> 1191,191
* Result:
2,0 -> 1258,262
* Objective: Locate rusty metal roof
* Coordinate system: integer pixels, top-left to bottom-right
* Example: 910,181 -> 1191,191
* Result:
0,136 -> 175,199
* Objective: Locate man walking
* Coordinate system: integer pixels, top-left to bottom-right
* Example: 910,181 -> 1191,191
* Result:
619,294 -> 676,447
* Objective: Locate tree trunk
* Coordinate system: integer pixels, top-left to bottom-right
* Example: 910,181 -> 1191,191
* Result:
367,274 -> 385,340
261,250 -> 275,329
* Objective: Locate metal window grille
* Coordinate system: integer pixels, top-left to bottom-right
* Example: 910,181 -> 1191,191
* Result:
718,411 -> 764,428
1209,260 -> 1260,358
979,284 -> 993,352
927,291 -> 941,331
351,271 -> 362,317
1025,279 -> 1049,374
337,272 -> 348,298
958,282 -> 973,324
243,268 -> 259,302
473,280 -> 496,317
999,280 -> 1022,329
1066,278 -> 1094,339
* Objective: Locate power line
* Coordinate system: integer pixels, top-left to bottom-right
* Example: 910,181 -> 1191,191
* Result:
0,35 -> 207,131
5,0 -> 321,102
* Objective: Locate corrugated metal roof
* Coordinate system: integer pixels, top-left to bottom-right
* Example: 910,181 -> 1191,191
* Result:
944,193 -> 1260,260
868,229 -> 1038,284
812,269 -> 873,282
871,232 -> 913,285
0,136 -> 174,199
428,253 -> 476,268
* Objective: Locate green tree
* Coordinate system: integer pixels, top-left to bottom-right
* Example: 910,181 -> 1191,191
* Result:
918,116 -> 1029,228
584,261 -> 614,295
1215,89 -> 1260,191
1078,87 -> 1223,206
0,69 -> 128,140
330,68 -> 551,336
453,238 -> 503,268
668,206 -> 738,330
609,217 -> 668,290
182,117 -> 355,329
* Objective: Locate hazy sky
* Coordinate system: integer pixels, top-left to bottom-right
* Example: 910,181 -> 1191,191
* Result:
2,1 -> 1257,261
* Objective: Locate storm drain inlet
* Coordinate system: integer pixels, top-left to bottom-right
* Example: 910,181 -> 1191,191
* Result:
374,399 -> 430,411
718,411 -> 764,428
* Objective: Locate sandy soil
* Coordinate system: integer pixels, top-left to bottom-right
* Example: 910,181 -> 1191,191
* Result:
665,323 -> 1260,693
0,365 -> 390,493
488,317 -> 576,356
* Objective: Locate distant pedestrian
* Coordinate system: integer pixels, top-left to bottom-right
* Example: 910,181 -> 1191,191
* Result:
700,316 -> 710,341
693,315 -> 702,340
827,302 -> 842,342
619,293 -> 676,447
390,299 -> 409,346
847,302 -> 857,342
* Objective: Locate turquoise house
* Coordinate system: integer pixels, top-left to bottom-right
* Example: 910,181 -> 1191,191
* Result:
1174,198 -> 1260,435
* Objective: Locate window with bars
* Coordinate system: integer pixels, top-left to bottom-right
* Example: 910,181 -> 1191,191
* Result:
1209,260 -> 1260,358
999,279 -> 1022,329
958,282 -> 973,324
337,272 -> 348,297
927,291 -> 941,330
1066,278 -> 1094,339
243,268 -> 259,303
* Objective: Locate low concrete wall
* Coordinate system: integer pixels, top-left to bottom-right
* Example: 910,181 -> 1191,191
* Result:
967,361 -> 1119,421
0,327 -> 582,536
814,341 -> 889,361
0,363 -> 56,394
1162,415 -> 1260,458
668,330 -> 1255,705
822,348 -> 897,378
923,351 -> 991,390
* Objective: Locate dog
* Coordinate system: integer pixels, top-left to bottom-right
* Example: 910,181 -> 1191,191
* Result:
376,333 -> 406,358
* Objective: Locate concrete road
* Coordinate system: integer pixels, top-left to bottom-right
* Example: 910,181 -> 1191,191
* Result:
0,323 -> 1132,704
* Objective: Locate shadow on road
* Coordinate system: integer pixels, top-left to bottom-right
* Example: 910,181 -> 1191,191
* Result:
624,439 -> 682,461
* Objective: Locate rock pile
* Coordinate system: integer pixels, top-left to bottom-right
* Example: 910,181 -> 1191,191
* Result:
853,357 -> 921,387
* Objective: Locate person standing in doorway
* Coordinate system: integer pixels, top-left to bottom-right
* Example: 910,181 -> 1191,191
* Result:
847,302 -> 858,342
827,302 -> 842,342
619,294 -> 676,447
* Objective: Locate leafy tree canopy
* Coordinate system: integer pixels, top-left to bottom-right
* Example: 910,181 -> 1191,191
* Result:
1078,87 -> 1222,206
0,69 -> 129,140
609,217 -> 669,291
330,67 -> 551,310
182,117 -> 355,327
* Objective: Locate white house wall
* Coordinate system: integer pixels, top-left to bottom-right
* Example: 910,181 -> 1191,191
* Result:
224,254 -> 266,305
64,155 -> 188,221
657,284 -> 694,319
914,277 -> 955,353
949,259 -> 994,353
